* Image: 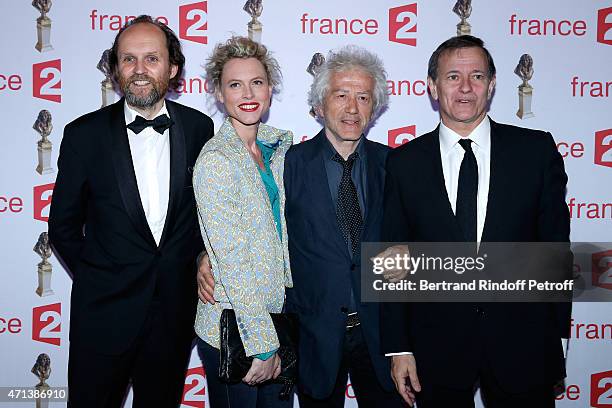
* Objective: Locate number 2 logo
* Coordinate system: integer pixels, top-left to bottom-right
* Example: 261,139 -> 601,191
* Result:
33,59 -> 62,103
179,2 -> 208,44
181,366 -> 206,408
591,370 -> 612,408
389,3 -> 417,47
32,303 -> 61,346
389,4 -> 418,46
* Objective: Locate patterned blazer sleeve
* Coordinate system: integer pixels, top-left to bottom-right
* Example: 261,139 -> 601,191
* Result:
193,150 -> 279,356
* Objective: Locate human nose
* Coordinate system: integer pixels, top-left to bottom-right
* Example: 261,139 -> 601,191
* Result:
459,77 -> 473,93
345,94 -> 358,113
134,58 -> 146,74
242,84 -> 254,99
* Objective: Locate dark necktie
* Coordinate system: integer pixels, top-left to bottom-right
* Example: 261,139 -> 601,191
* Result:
456,139 -> 478,242
333,152 -> 363,255
127,114 -> 173,134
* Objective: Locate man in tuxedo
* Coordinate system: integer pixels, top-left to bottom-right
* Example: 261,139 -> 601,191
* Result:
380,35 -> 571,408
198,46 -> 402,407
48,16 -> 213,408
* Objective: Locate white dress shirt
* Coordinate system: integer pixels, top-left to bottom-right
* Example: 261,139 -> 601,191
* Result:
125,102 -> 170,245
439,116 -> 491,242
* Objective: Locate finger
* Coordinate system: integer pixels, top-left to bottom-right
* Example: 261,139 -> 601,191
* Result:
197,287 -> 208,303
398,383 -> 412,406
404,383 -> 416,402
273,363 -> 281,379
204,271 -> 215,286
408,369 -> 421,392
242,363 -> 258,384
198,285 -> 214,304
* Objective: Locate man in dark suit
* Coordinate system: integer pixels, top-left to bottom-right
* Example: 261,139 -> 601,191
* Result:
197,46 -> 402,407
48,16 -> 213,408
380,35 -> 571,408
284,46 -> 402,408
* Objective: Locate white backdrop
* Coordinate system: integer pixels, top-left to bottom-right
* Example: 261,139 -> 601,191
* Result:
0,1 -> 610,407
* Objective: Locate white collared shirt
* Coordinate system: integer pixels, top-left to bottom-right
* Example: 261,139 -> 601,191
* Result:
124,102 -> 170,245
439,116 -> 491,243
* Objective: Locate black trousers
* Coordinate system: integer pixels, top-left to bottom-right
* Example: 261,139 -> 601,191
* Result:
67,301 -> 193,408
298,325 -> 404,408
416,361 -> 555,408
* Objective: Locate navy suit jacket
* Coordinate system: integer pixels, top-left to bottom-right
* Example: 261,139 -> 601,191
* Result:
284,130 -> 393,398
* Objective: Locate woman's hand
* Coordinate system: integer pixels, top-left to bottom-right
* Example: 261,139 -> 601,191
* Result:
242,353 -> 281,386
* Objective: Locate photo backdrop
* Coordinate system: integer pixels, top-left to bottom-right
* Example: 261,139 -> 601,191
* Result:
0,1 -> 610,407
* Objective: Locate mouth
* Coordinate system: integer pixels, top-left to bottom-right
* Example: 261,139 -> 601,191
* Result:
456,98 -> 474,104
238,103 -> 260,112
131,80 -> 152,87
341,119 -> 360,127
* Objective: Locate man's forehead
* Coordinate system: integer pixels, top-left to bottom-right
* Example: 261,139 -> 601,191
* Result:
329,69 -> 374,90
118,23 -> 167,51
440,47 -> 487,67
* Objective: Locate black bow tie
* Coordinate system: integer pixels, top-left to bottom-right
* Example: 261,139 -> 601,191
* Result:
127,114 -> 173,134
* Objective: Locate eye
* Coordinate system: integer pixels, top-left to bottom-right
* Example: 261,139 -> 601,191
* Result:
146,55 -> 159,63
472,73 -> 485,80
252,79 -> 264,86
229,82 -> 240,88
336,93 -> 346,98
448,74 -> 459,81
358,95 -> 370,103
122,56 -> 135,63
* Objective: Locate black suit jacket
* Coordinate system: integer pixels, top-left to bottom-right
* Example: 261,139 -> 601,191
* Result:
284,130 -> 393,398
380,119 -> 571,393
48,99 -> 213,355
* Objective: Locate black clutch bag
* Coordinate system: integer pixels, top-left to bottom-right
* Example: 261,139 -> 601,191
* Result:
219,309 -> 299,399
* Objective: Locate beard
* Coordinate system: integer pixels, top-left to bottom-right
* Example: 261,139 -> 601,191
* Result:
119,74 -> 168,108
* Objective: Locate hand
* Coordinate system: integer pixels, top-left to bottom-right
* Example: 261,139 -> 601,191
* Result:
242,353 -> 281,386
373,245 -> 411,282
197,253 -> 216,304
391,354 -> 421,406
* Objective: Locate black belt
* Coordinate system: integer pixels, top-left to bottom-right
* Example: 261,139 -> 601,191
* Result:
345,312 -> 360,330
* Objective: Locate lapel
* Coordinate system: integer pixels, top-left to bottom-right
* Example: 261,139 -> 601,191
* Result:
425,127 -> 464,241
360,139 -> 384,243
481,119 -> 507,242
110,99 -> 157,248
158,100 -> 186,248
305,130 -> 350,258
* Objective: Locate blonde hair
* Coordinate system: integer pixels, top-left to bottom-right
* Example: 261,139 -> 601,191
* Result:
205,36 -> 281,94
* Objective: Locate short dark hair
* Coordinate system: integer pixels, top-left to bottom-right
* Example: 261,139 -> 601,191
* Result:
108,15 -> 185,90
427,35 -> 496,81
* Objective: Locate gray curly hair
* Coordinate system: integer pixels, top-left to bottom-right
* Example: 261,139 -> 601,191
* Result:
308,45 -> 388,118
205,36 -> 282,95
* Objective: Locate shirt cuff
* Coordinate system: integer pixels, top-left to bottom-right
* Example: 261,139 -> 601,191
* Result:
254,349 -> 277,361
385,351 -> 413,357
561,338 -> 568,359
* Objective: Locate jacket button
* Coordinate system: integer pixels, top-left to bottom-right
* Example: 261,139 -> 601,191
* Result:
340,307 -> 348,313
350,264 -> 356,271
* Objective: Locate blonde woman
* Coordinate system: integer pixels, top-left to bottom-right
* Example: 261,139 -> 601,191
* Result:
192,36 -> 293,408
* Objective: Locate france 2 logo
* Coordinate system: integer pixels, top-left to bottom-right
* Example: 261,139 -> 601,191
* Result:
388,125 -> 416,148
179,2 -> 208,44
181,366 -> 206,408
33,183 -> 54,222
597,7 -> 612,46
592,250 -> 612,290
32,303 -> 61,346
591,370 -> 612,407
33,59 -> 62,103
594,129 -> 612,168
389,3 -> 417,46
